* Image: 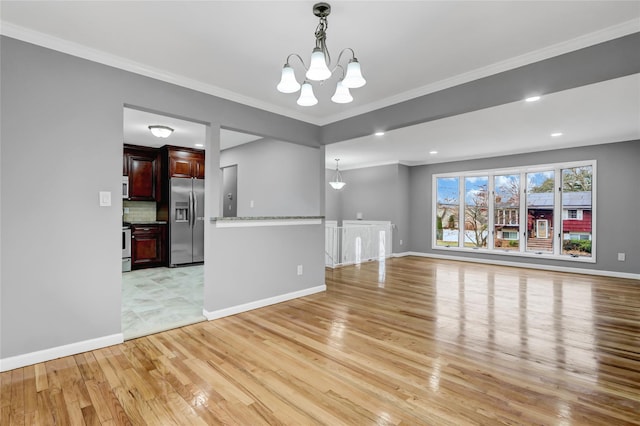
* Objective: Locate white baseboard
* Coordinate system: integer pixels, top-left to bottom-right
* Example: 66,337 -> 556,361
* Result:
0,333 -> 124,372
392,252 -> 413,258
203,284 -> 327,320
404,251 -> 640,280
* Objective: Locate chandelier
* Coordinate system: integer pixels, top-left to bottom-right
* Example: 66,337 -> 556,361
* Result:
276,2 -> 366,106
329,159 -> 346,190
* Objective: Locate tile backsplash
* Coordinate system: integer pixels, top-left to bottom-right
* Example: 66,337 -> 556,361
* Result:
123,201 -> 156,222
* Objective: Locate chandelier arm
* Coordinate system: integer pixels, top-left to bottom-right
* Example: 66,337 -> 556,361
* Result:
286,53 -> 309,72
331,48 -> 356,74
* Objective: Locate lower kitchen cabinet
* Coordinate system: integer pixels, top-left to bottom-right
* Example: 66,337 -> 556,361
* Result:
131,224 -> 166,269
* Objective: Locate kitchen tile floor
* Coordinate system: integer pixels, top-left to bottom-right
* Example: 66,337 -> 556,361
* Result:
122,265 -> 205,340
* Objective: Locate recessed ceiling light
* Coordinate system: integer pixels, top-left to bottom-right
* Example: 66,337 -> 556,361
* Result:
195,143 -> 204,147
525,96 -> 541,102
374,131 -> 385,136
429,150 -> 438,155
551,132 -> 563,137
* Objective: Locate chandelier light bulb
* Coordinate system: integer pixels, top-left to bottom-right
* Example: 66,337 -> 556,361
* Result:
306,48 -> 332,81
331,80 -> 353,104
277,64 -> 301,93
297,81 -> 318,106
342,58 -> 366,88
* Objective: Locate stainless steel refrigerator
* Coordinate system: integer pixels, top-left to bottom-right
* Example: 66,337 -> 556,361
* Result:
169,178 -> 205,266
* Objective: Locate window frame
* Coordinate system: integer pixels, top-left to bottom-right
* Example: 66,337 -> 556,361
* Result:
432,160 -> 596,263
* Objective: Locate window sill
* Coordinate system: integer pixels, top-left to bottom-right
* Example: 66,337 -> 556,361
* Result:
432,245 -> 596,263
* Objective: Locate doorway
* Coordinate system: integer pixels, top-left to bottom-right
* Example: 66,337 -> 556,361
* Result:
536,219 -> 549,239
122,106 -> 207,340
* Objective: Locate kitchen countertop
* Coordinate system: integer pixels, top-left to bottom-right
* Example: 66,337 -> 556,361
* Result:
210,216 -> 324,228
124,221 -> 168,225
210,216 -> 324,221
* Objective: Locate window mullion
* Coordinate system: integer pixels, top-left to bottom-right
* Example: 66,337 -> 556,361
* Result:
488,174 -> 495,250
458,178 -> 464,248
554,167 -> 562,256
519,171 -> 526,253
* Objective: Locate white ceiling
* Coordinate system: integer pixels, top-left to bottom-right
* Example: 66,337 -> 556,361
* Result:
328,73 -> 640,170
2,1 -> 639,168
122,107 -> 262,151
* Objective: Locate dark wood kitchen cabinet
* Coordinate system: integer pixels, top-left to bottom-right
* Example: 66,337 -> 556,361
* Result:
164,146 -> 205,179
124,144 -> 162,201
131,224 -> 166,269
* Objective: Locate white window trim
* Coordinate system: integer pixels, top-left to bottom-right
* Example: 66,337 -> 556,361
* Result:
433,160 -> 596,263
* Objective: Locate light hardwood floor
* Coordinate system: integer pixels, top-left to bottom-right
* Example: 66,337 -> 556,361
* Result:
2,257 -> 639,425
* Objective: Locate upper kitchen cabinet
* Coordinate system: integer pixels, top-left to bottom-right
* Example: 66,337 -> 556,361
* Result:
124,144 -> 161,201
164,146 -> 205,179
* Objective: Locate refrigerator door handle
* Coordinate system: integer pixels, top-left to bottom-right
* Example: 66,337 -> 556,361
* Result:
189,190 -> 194,228
193,189 -> 198,223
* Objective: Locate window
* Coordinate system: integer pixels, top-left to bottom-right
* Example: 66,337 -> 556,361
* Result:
526,171 -> 554,253
432,160 -> 595,262
502,231 -> 518,240
561,166 -> 593,257
494,174 -> 520,251
464,176 -> 488,248
564,209 -> 583,220
435,177 -> 460,247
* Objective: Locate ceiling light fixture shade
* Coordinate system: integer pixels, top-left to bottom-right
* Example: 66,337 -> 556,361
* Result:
277,64 -> 301,93
306,48 -> 332,81
329,158 -> 346,190
342,58 -> 366,88
331,80 -> 353,104
297,81 -> 318,106
148,125 -> 174,138
278,3 -> 366,106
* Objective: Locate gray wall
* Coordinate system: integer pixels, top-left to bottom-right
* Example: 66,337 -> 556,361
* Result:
220,138 -> 321,217
324,171 -> 341,222
0,36 -> 323,361
206,225 -> 325,311
408,140 -> 640,274
326,164 -> 411,253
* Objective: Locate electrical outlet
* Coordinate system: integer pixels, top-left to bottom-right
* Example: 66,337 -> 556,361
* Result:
250,200 -> 254,208
297,265 -> 303,275
399,239 -> 403,245
618,253 -> 626,261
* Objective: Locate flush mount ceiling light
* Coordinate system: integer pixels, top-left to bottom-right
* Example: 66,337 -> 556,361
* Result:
277,2 -> 366,106
329,158 -> 346,190
525,95 -> 541,102
148,125 -> 174,138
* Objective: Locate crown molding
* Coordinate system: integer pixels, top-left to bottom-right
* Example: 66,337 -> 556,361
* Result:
0,21 -> 323,125
2,19 -> 638,127
316,19 -> 640,126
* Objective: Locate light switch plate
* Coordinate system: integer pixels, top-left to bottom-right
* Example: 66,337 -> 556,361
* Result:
99,191 -> 111,207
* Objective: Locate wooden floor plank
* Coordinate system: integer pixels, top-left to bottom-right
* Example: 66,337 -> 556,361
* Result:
3,257 -> 640,424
